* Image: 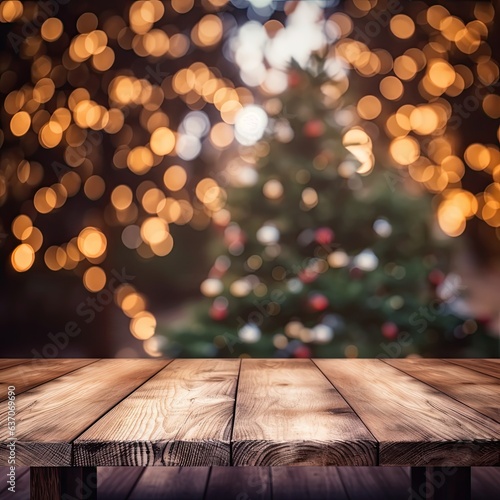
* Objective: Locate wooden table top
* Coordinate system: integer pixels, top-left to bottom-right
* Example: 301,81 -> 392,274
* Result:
0,358 -> 498,468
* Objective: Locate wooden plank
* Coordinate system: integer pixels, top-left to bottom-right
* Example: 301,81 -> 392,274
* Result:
0,467 -> 29,499
207,467 -> 271,500
410,467 -> 470,500
385,359 -> 500,423
338,467 -> 410,500
97,467 -> 143,500
0,359 -> 168,466
232,359 -> 377,466
446,359 -> 500,380
315,359 -> 500,466
0,360 -> 31,371
30,467 -> 97,500
272,467 -> 348,500
0,359 -> 98,402
128,467 -> 209,500
74,359 -> 240,466
472,467 -> 500,499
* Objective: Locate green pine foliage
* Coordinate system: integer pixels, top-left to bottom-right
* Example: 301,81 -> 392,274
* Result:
159,60 -> 489,358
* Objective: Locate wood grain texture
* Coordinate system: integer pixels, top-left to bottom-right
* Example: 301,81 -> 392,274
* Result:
0,359 -> 98,402
206,467 -> 271,500
30,467 -> 97,500
0,360 -> 31,370
411,467 -> 471,500
74,359 -> 240,466
338,467 -> 410,500
30,467 -> 60,500
128,467 -> 210,500
0,359 -> 168,466
385,359 -> 500,423
472,467 -> 500,500
447,359 -> 500,379
232,359 -> 377,466
272,466 -> 348,500
315,359 -> 500,466
97,467 -> 143,500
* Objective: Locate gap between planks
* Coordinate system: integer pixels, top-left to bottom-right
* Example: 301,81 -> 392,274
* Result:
70,359 -> 174,466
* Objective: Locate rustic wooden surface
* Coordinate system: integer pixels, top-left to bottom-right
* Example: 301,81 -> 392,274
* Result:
0,359 -> 97,402
0,359 -> 168,465
2,466 -> 499,499
0,358 -> 498,468
128,467 -> 210,500
447,359 -> 500,379
0,360 -> 31,370
74,359 -> 239,466
315,359 -> 500,466
232,359 -> 377,466
385,358 -> 500,423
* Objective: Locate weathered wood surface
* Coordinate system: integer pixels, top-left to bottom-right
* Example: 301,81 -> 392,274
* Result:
97,467 -> 143,500
0,358 -> 498,469
232,359 -> 377,466
337,466 -> 409,500
471,466 -> 500,499
0,359 -> 168,466
314,359 -> 500,466
30,467 -> 97,500
206,467 -> 271,500
385,358 -> 500,423
0,360 -> 31,370
0,359 -> 97,402
447,359 -> 500,379
128,467 -> 210,500
1,466 -> 498,499
272,466 -> 348,500
74,359 -> 240,466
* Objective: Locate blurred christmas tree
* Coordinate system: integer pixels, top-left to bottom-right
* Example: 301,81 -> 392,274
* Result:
159,58 -> 491,358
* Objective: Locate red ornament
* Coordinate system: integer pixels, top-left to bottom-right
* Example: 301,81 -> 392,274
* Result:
349,267 -> 364,279
309,293 -> 329,312
315,227 -> 334,246
209,303 -> 228,321
428,269 -> 445,286
303,120 -> 325,138
288,70 -> 301,88
299,268 -> 318,284
381,322 -> 398,340
293,345 -> 312,358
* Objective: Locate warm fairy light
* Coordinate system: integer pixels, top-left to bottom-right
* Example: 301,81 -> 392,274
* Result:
83,266 -> 106,292
0,0 -> 498,355
390,15 -> 415,40
379,76 -> 404,101
12,215 -> 32,240
263,179 -> 284,200
84,176 -> 106,201
163,166 -> 187,192
357,95 -> 382,120
41,18 -> 63,42
192,15 -> 223,48
11,244 -> 35,272
390,137 -> 420,165
121,292 -> 147,318
464,144 -> 491,171
10,111 -> 30,137
127,146 -> 154,174
150,127 -> 176,156
0,1 -> 23,23
140,217 -> 169,245
130,311 -> 157,340
77,227 -> 107,259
